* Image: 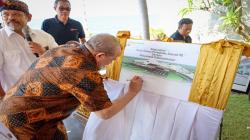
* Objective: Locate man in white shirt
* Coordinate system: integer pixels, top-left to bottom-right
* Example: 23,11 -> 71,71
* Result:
0,0 -> 58,97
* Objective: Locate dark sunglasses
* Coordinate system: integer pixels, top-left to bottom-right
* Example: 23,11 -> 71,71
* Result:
59,7 -> 71,11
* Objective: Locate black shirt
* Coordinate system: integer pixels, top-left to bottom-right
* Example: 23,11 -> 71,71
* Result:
170,31 -> 192,43
42,16 -> 85,45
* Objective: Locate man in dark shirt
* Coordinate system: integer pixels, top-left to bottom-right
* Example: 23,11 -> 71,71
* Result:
42,0 -> 86,45
170,18 -> 193,43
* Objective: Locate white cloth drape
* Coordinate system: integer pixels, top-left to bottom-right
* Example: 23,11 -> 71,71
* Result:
82,79 -> 223,140
0,122 -> 17,140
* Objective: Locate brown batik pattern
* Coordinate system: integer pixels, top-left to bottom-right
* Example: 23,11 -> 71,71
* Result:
0,45 -> 112,140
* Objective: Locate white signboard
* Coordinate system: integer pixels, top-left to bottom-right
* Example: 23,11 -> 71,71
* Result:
119,40 -> 201,100
232,57 -> 250,92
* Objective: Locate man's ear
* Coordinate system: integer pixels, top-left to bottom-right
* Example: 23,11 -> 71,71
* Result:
27,14 -> 32,22
95,52 -> 105,60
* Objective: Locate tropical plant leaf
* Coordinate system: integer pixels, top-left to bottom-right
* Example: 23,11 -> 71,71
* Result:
246,36 -> 250,42
179,8 -> 193,17
187,0 -> 193,7
222,0 -> 233,6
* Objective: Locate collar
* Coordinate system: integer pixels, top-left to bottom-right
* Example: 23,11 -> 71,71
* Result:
176,31 -> 186,40
176,30 -> 190,38
176,31 -> 183,37
82,43 -> 95,55
55,15 -> 60,23
55,15 -> 70,25
80,44 -> 95,58
80,44 -> 98,69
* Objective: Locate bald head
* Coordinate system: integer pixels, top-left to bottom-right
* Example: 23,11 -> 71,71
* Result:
86,33 -> 120,56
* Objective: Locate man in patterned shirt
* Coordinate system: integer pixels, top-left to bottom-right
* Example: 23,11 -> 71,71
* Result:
0,33 -> 143,140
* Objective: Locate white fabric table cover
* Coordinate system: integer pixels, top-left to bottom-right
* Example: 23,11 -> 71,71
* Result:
82,79 -> 223,140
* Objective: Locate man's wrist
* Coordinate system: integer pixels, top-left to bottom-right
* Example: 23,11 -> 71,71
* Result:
127,90 -> 137,96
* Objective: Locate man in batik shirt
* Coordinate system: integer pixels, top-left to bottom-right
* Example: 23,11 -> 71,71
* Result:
0,34 -> 143,140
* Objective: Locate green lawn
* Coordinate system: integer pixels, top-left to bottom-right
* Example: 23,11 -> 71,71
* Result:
222,94 -> 250,140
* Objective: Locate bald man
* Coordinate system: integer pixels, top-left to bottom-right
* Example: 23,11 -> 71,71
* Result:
0,34 -> 143,140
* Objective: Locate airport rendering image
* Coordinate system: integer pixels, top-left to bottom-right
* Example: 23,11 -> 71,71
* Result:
122,56 -> 196,83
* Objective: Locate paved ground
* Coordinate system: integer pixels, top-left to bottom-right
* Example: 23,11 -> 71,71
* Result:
63,112 -> 87,140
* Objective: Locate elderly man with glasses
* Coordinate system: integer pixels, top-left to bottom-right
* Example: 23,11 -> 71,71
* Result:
42,0 -> 86,45
0,0 -> 58,98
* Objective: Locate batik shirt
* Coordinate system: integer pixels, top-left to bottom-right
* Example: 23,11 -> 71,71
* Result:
0,44 -> 112,128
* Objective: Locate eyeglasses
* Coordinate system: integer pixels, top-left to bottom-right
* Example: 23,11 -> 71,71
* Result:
59,7 -> 71,11
1,11 -> 24,19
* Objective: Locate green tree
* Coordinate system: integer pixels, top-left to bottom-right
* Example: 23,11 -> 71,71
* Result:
180,0 -> 250,42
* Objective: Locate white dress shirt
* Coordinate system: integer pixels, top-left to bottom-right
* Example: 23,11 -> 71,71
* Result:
0,26 -> 58,92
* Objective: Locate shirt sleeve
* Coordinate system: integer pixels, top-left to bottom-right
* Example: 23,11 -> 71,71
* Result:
46,33 -> 58,49
78,22 -> 85,39
41,20 -> 48,32
170,32 -> 177,40
57,56 -> 112,112
77,71 -> 112,112
31,29 -> 58,49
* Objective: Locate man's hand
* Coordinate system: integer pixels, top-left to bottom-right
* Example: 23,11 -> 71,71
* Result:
95,76 -> 143,120
29,42 -> 46,56
128,76 -> 143,95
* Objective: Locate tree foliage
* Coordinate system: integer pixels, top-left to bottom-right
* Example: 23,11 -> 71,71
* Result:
150,28 -> 166,40
180,0 -> 250,42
